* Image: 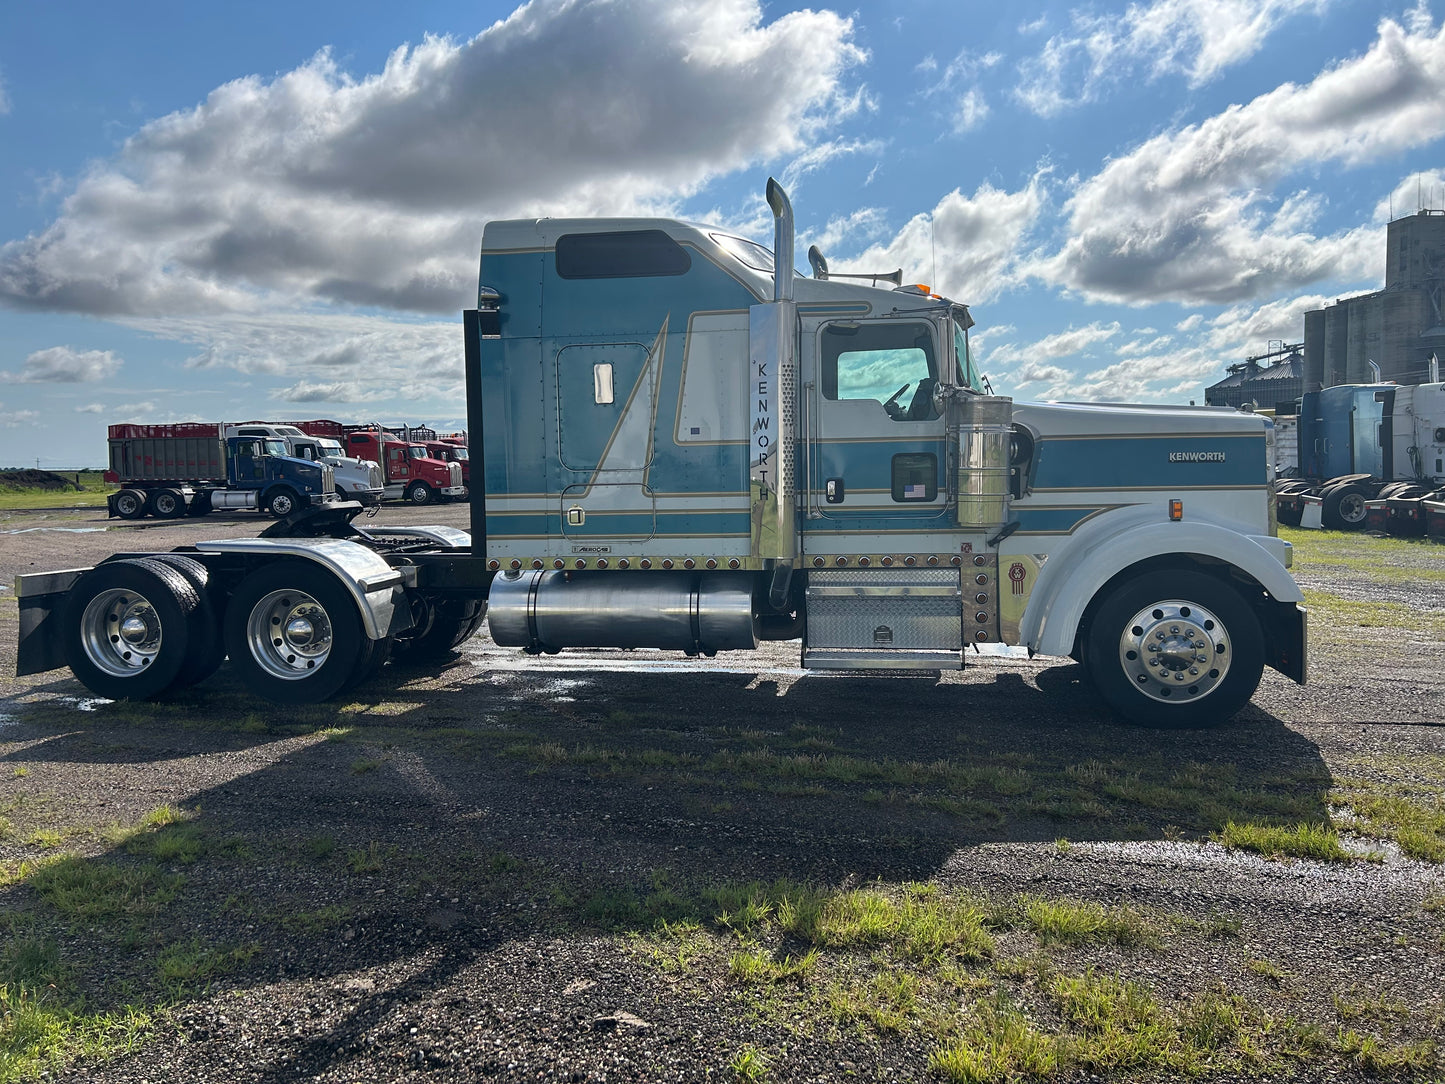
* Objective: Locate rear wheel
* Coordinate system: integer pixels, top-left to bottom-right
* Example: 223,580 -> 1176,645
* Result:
113,489 -> 147,520
1083,569 -> 1264,728
148,554 -> 226,687
149,490 -> 187,519
224,561 -> 370,704
392,598 -> 486,664
61,559 -> 197,700
1320,482 -> 1370,530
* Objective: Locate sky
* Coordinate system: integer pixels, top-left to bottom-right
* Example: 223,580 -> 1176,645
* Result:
1,0 -> 1443,468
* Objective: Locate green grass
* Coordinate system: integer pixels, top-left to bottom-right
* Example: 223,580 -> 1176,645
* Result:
0,470 -> 114,510
1216,821 -> 1354,862
0,986 -> 152,1083
1334,786 -> 1445,863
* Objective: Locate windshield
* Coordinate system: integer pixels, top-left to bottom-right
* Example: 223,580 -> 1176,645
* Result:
710,233 -> 774,273
449,447 -> 469,461
954,323 -> 984,393
317,439 -> 343,456
262,439 -> 287,457
406,446 -> 429,461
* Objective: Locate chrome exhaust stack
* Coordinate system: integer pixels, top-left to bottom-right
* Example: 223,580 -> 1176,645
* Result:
750,180 -> 799,563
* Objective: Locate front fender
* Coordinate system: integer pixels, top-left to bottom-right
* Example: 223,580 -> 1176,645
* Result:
1018,511 -> 1301,658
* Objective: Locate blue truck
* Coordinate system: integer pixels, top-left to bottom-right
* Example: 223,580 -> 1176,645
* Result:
1274,379 -> 1445,531
103,421 -> 337,519
19,180 -> 1305,726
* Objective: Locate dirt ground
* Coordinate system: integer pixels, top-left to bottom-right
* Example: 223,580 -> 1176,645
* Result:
1,505 -> 1443,1083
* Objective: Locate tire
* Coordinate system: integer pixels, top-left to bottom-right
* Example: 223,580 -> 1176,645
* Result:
1083,569 -> 1264,728
61,559 -> 197,700
147,554 -> 226,687
1321,482 -> 1369,530
392,598 -> 486,664
223,560 -> 369,704
149,490 -> 187,519
405,481 -> 434,506
113,490 -> 147,520
265,488 -> 300,518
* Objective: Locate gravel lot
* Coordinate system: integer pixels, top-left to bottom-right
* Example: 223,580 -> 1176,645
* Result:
1,506 -> 1443,1083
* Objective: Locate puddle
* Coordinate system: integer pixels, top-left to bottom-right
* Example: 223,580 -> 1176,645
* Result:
58,696 -> 114,712
3,527 -> 108,534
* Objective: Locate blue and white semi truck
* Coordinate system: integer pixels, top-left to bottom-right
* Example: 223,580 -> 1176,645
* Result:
16,180 -> 1305,725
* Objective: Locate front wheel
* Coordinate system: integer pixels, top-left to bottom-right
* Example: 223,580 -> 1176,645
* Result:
224,561 -> 371,704
265,488 -> 300,518
405,482 -> 434,505
1083,570 -> 1264,728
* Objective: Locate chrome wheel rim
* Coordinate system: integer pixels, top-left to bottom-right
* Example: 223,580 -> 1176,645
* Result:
1339,492 -> 1366,524
116,493 -> 141,516
81,588 -> 163,678
272,494 -> 294,515
246,589 -> 333,680
1117,598 -> 1231,705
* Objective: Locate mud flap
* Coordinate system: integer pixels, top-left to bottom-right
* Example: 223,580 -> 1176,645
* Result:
1261,599 -> 1307,685
15,568 -> 88,676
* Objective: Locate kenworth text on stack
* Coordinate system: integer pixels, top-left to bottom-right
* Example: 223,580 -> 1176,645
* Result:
17,180 -> 1305,726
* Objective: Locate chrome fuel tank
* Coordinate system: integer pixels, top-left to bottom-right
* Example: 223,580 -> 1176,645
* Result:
487,571 -> 759,654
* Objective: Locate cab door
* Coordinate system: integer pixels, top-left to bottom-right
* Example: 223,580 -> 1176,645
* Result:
804,318 -> 950,543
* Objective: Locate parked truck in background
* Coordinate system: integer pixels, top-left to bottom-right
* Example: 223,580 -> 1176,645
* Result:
1274,380 -> 1445,532
20,179 -> 1306,727
102,422 -> 336,519
291,420 -> 465,505
226,422 -> 385,506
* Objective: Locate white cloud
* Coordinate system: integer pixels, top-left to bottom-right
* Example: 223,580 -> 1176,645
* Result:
74,403 -> 106,413
1117,334 -> 1174,357
0,408 -> 40,428
0,0 -> 864,318
0,69 -> 9,115
984,321 -> 1122,370
128,311 -> 461,395
2,346 -> 122,383
1037,13 -> 1445,305
1014,0 -> 1327,116
846,172 -> 1049,304
952,88 -> 989,133
1204,294 -> 1330,354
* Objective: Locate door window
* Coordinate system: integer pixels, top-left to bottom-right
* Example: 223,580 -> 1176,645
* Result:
820,321 -> 939,422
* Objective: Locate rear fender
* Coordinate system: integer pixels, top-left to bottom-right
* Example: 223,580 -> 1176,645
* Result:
193,538 -> 411,640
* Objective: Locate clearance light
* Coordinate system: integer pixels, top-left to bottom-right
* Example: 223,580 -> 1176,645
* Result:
1169,499 -> 1184,521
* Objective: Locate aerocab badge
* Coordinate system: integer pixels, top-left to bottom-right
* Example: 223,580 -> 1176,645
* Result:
1168,451 -> 1226,462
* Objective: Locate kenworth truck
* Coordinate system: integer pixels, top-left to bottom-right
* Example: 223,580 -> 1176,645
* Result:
226,423 -> 385,507
17,180 -> 1305,726
103,423 -> 336,519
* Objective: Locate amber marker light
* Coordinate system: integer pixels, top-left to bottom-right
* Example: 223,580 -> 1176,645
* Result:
1169,499 -> 1184,521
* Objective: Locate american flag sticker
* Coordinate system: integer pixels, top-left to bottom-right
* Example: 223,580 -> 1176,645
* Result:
904,483 -> 927,499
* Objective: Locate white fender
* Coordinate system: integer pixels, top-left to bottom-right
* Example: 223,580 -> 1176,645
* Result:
1017,508 -> 1301,658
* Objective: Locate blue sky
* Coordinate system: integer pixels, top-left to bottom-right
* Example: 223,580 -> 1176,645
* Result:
1,0 -> 1442,467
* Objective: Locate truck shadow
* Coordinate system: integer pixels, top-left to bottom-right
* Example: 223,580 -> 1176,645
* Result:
0,651 -> 1336,1071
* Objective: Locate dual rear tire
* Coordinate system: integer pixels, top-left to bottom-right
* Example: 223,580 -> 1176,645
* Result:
62,558 -> 388,704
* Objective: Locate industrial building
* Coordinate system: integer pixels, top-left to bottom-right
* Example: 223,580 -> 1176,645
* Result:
1205,343 -> 1304,410
1207,208 -> 1445,407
